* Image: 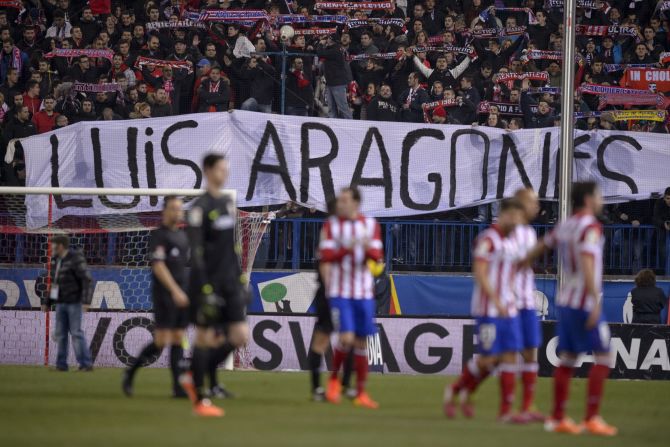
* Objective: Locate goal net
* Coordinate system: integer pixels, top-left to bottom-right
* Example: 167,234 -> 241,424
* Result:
0,187 -> 273,369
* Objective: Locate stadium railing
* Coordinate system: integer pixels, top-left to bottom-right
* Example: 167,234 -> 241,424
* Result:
2,216 -> 668,275
253,219 -> 670,276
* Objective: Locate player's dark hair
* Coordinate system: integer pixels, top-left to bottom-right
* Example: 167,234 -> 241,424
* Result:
341,186 -> 361,203
499,197 -> 524,212
664,186 -> 670,196
572,181 -> 598,209
52,235 -> 70,248
326,198 -> 337,216
202,153 -> 225,170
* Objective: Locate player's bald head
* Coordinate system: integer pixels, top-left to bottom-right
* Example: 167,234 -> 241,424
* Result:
514,188 -> 539,222
514,187 -> 537,201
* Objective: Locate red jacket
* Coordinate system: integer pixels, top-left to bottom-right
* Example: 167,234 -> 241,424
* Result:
23,94 -> 41,116
32,110 -> 59,134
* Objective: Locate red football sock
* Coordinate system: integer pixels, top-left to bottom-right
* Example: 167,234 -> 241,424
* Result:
586,363 -> 610,421
330,346 -> 347,380
521,363 -> 538,412
499,366 -> 516,416
552,365 -> 574,420
466,365 -> 491,393
452,359 -> 479,394
354,349 -> 368,395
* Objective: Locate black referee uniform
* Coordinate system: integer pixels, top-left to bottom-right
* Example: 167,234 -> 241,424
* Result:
187,192 -> 245,327
313,261 -> 334,334
149,225 -> 189,329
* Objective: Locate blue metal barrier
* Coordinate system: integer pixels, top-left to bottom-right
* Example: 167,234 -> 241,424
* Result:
1,218 -> 667,275
255,219 -> 668,274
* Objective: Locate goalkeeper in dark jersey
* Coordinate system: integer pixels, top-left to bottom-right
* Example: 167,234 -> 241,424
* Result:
179,153 -> 248,417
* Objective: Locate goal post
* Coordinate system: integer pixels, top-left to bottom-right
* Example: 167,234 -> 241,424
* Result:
0,187 -> 274,369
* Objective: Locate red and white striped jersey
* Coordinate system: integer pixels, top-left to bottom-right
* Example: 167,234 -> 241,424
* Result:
318,215 -> 383,300
545,212 -> 604,312
510,224 -> 538,310
471,225 -> 519,318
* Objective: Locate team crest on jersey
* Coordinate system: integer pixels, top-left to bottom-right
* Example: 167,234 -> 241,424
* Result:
153,245 -> 166,260
212,215 -> 235,230
188,207 -> 203,227
474,239 -> 492,257
170,247 -> 180,257
584,227 -> 600,244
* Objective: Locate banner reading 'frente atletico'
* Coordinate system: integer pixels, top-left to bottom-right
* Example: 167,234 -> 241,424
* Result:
621,68 -> 670,92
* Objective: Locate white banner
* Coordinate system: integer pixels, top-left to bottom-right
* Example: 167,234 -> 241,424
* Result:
21,110 -> 670,227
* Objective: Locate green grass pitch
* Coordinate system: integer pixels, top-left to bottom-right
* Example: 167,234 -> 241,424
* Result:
0,366 -> 667,447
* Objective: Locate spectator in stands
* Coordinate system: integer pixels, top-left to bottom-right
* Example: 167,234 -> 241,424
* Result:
366,84 -> 399,122
316,33 -> 353,119
41,235 -> 94,372
630,269 -> 667,324
0,68 -> 20,107
521,84 -> 555,128
70,56 -> 98,83
285,57 -> 314,117
45,10 -> 72,42
54,114 -> 69,129
197,66 -> 230,112
1,40 -> 29,85
0,92 -> 8,125
399,71 -> 429,122
412,53 -> 471,91
653,187 -> 670,272
75,98 -> 97,123
23,80 -> 42,116
32,95 -> 59,134
431,105 -> 447,124
240,55 -> 275,114
17,26 -> 39,54
78,7 -> 100,46
151,88 -> 173,117
110,54 -> 137,87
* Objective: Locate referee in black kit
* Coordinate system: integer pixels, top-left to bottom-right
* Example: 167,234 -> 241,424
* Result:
179,153 -> 249,418
122,196 -> 190,398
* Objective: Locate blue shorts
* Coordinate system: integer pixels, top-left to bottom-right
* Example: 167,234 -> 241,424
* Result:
556,306 -> 611,355
476,316 -> 522,356
519,308 -> 541,350
329,297 -> 377,337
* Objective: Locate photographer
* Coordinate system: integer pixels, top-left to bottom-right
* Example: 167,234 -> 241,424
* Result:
41,235 -> 94,372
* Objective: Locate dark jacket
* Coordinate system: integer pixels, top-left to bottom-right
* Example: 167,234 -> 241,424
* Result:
521,91 -> 555,128
653,198 -> 670,229
241,59 -> 276,105
366,96 -> 400,122
43,248 -> 93,306
198,78 -> 230,112
316,43 -> 350,87
631,286 -> 667,324
447,96 -> 477,125
151,103 -> 173,117
398,86 -> 430,122
285,69 -> 314,110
